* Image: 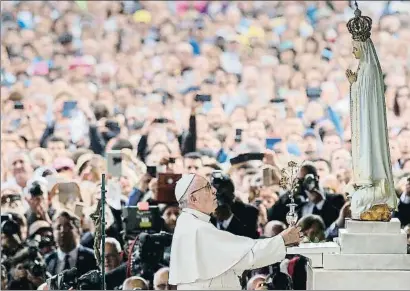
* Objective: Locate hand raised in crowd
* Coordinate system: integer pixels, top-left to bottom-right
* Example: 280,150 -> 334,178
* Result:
140,117 -> 156,136
279,226 -> 302,246
263,149 -> 280,168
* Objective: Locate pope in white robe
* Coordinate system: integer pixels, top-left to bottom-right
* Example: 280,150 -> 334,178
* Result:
168,174 -> 301,290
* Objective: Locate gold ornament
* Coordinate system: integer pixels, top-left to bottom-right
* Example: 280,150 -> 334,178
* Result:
346,1 -> 372,42
359,203 -> 392,221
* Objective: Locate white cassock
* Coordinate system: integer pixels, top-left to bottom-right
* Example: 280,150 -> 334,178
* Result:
168,208 -> 286,290
349,38 -> 398,219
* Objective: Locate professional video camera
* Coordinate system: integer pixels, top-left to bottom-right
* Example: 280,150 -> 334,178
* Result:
128,232 -> 172,282
47,268 -> 102,290
122,203 -> 163,240
3,237 -> 42,270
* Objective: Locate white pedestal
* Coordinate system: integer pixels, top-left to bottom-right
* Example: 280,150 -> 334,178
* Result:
288,219 -> 410,290
307,265 -> 410,290
339,229 -> 407,254
287,242 -> 340,267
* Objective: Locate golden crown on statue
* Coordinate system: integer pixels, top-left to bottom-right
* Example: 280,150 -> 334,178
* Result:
346,1 -> 372,42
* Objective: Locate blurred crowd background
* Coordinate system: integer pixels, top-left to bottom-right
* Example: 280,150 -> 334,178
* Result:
1,1 -> 410,290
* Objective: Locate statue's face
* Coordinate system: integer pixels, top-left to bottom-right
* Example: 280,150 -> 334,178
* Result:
352,41 -> 362,59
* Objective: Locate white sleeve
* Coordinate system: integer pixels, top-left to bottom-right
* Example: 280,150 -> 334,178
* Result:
232,235 -> 286,271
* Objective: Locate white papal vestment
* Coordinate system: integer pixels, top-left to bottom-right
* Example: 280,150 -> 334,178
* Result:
169,208 -> 286,290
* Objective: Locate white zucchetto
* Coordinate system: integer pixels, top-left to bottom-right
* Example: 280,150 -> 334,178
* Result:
175,174 -> 195,202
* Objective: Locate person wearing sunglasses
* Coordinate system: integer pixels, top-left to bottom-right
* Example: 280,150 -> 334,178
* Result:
169,173 -> 302,290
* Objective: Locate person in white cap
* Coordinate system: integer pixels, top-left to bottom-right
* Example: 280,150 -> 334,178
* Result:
169,174 -> 302,290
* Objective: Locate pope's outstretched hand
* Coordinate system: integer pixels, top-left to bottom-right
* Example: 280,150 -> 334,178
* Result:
280,226 -> 302,246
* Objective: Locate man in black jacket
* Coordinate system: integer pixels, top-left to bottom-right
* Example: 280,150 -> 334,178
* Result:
210,172 -> 259,238
268,164 -> 345,230
45,210 -> 97,277
396,177 -> 410,227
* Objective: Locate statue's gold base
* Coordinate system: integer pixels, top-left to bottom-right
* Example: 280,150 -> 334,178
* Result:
359,204 -> 392,221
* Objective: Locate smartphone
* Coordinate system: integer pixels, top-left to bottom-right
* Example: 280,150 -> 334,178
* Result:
266,138 -> 282,150
107,150 -> 122,177
74,202 -> 85,217
147,166 -> 157,178
62,101 -> 77,118
194,94 -> 212,102
154,118 -> 169,124
157,173 -> 182,203
235,129 -> 243,143
14,101 -> 24,110
306,87 -> 322,99
270,98 -> 286,103
263,168 -> 274,187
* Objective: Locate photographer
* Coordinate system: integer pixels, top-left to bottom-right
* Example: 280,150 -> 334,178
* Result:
1,187 -> 25,215
27,220 -> 55,256
1,212 -> 25,259
2,213 -> 48,290
25,180 -> 52,227
210,171 -> 259,239
268,164 -> 344,230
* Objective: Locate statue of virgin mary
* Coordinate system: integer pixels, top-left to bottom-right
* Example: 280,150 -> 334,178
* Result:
345,3 -> 398,221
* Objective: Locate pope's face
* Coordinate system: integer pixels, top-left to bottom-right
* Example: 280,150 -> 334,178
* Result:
202,184 -> 218,215
192,178 -> 218,215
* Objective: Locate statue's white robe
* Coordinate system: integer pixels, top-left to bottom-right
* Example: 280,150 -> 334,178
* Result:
169,208 -> 286,290
349,56 -> 397,219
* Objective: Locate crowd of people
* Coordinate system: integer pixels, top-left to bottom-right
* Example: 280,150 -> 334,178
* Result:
1,0 -> 410,290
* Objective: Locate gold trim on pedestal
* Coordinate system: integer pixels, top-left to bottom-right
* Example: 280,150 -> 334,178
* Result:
359,204 -> 392,221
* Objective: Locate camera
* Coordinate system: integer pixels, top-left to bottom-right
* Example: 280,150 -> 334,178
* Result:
122,205 -> 163,240
3,238 -> 41,270
31,233 -> 54,250
28,181 -> 44,197
47,268 -> 102,290
47,268 -> 77,290
294,173 -> 319,197
128,232 -> 172,282
210,171 -> 235,207
302,174 -> 318,192
1,213 -> 20,237
23,259 -> 46,278
138,232 -> 172,264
